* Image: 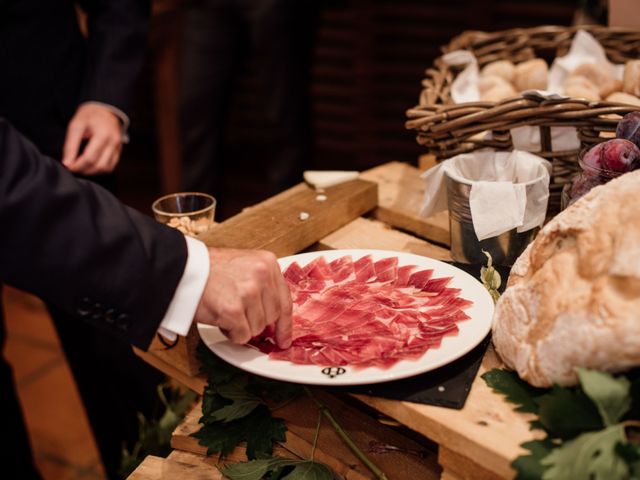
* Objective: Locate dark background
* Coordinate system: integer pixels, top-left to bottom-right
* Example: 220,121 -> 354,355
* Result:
118,0 -> 579,219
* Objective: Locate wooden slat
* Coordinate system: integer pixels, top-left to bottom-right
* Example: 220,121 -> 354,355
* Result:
199,179 -> 378,257
173,392 -> 441,480
317,217 -> 451,261
438,446 -> 504,480
127,454 -> 222,480
352,346 -> 541,479
360,162 -> 450,246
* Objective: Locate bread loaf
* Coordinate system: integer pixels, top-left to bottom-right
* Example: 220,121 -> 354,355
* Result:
492,170 -> 640,387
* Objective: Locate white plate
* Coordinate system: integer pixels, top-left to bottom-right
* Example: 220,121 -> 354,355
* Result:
198,249 -> 494,386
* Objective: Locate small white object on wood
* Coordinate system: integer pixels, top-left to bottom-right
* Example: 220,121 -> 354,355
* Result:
303,170 -> 359,189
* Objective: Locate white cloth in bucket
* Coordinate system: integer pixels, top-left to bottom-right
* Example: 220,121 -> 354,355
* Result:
420,150 -> 551,241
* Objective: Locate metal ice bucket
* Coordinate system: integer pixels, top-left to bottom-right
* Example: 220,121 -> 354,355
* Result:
445,175 -> 538,267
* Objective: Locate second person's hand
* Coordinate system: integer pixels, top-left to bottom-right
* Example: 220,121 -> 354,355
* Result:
62,103 -> 123,175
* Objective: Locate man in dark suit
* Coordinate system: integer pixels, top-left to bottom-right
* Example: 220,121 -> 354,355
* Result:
0,118 -> 293,478
1,1 -> 165,477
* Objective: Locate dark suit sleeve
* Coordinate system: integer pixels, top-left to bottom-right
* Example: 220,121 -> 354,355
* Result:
0,118 -> 187,350
77,0 -> 150,113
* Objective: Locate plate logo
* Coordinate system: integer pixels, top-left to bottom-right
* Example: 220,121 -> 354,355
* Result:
321,367 -> 346,378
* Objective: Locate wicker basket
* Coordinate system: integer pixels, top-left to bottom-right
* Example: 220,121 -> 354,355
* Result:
406,25 -> 640,212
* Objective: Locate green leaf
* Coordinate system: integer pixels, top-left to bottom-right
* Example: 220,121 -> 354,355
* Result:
281,461 -> 334,480
246,407 -> 288,459
512,439 -> 556,480
541,425 -> 629,480
221,458 -> 334,480
536,386 -> 603,440
615,442 -> 640,477
197,342 -> 240,385
577,368 -> 631,427
248,376 -> 304,404
220,457 -> 295,480
192,405 -> 286,459
201,387 -> 231,421
212,379 -> 263,422
482,369 -> 547,414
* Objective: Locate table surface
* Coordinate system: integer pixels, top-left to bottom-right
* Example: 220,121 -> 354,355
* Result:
132,161 -> 538,480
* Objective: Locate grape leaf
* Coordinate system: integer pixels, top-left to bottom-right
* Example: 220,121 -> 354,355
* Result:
512,439 -> 556,480
221,458 -> 334,480
212,378 -> 263,422
248,376 -> 304,404
536,386 -> 603,440
197,342 -> 240,385
577,368 -> 631,427
482,369 -> 547,414
192,405 -> 286,459
615,442 -> 640,476
201,387 -> 231,421
281,461 -> 334,479
220,457 -> 294,480
246,406 -> 288,459
541,425 -> 629,480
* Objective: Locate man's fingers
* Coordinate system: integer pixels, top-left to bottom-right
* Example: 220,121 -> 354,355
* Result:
86,141 -> 117,176
274,275 -> 293,349
245,291 -> 266,337
62,123 -> 85,167
222,313 -> 252,344
67,134 -> 109,174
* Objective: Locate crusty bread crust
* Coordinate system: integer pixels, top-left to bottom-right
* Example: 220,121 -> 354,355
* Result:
492,170 -> 640,387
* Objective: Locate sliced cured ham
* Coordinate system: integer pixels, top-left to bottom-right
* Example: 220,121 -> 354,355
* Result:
249,254 -> 473,369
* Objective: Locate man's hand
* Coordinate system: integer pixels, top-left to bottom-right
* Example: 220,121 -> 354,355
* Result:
194,248 -> 293,349
62,103 -> 123,175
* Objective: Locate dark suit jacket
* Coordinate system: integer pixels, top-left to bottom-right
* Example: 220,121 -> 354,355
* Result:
0,0 -> 148,158
0,118 -> 187,349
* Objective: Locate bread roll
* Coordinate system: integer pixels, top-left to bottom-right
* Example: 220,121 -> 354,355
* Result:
623,60 -> 640,97
564,75 -> 601,101
572,63 -> 621,98
492,170 -> 640,387
481,60 -> 516,83
477,75 -> 510,94
480,84 -> 518,102
606,91 -> 640,107
513,59 -> 548,92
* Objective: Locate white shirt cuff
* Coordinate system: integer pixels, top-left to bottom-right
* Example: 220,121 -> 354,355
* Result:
157,236 -> 210,341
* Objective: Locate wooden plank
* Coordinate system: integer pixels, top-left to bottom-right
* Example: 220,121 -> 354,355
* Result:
127,454 -> 221,480
199,179 -> 378,257
173,393 -> 441,480
360,162 -> 450,246
133,346 -> 206,394
439,446 -> 504,480
318,217 -> 451,261
351,346 -> 541,479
